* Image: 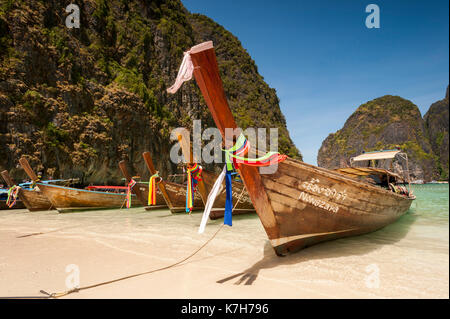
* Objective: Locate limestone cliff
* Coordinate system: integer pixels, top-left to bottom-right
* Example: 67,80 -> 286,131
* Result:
317,95 -> 439,182
0,0 -> 300,184
424,86 -> 449,180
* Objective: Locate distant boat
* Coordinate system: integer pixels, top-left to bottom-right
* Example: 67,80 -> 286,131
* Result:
142,151 -> 204,213
1,169 -> 53,211
429,180 -> 448,184
118,160 -> 168,210
170,41 -> 416,255
175,131 -> 255,219
18,157 -> 140,212
0,187 -> 26,210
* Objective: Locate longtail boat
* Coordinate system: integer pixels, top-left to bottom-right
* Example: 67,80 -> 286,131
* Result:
167,41 -> 415,255
0,188 -> 26,210
118,160 -> 167,210
1,170 -> 54,211
142,151 -> 204,213
0,199 -> 26,209
19,157 -> 140,212
175,131 -> 255,219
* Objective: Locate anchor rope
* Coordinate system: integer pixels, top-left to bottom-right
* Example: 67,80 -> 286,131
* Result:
37,224 -> 225,299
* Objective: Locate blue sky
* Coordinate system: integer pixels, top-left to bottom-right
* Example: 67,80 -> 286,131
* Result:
182,0 -> 449,165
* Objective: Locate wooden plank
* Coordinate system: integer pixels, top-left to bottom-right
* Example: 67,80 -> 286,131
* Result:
19,157 -> 39,181
175,131 -> 209,204
276,160 -> 401,206
1,170 -> 15,187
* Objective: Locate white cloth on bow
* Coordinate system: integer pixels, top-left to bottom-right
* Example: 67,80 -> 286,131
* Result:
198,165 -> 226,234
166,51 -> 194,94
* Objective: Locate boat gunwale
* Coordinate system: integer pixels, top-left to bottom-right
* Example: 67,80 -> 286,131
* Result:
36,183 -> 134,197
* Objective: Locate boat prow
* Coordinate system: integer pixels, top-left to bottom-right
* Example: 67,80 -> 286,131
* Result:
1,169 -> 53,211
170,41 -> 415,255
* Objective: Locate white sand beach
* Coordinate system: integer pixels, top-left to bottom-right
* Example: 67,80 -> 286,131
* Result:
0,188 -> 448,299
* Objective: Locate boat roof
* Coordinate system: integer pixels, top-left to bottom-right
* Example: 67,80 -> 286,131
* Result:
335,167 -> 404,181
351,149 -> 401,162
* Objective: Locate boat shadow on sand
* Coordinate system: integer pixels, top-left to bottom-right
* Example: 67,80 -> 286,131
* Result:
216,210 -> 419,286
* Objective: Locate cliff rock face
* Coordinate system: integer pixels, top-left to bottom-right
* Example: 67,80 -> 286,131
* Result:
0,0 -> 300,184
317,95 -> 438,182
424,86 -> 449,180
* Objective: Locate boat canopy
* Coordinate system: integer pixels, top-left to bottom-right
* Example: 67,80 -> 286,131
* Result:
351,149 -> 401,162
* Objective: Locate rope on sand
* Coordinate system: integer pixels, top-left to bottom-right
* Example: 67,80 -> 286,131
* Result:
38,224 -> 225,298
11,186 -> 248,299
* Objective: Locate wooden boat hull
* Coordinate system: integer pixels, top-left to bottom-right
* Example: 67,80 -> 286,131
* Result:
201,170 -> 255,219
141,151 -> 204,214
19,187 -> 54,211
162,181 -> 204,213
186,41 -> 414,255
1,169 -> 53,211
0,200 -> 26,209
36,183 -> 141,212
132,182 -> 168,210
260,158 -> 413,255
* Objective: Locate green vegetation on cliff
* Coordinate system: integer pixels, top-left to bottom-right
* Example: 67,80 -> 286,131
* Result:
0,0 -> 300,183
318,95 -> 440,181
424,86 -> 449,180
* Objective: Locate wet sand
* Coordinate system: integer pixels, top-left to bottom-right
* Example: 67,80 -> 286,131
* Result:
0,195 -> 448,299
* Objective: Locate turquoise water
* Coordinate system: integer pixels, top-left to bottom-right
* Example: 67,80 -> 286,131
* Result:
363,184 -> 449,252
409,184 -> 449,224
396,184 -> 449,253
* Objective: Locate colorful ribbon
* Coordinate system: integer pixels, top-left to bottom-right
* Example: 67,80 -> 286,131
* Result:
148,172 -> 159,205
222,133 -> 287,226
223,133 -> 287,169
31,177 -> 41,190
126,179 -> 136,209
186,163 -> 202,213
6,185 -> 20,208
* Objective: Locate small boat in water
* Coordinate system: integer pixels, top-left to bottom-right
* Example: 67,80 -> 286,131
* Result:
142,151 -> 204,213
167,41 -> 416,255
1,170 -> 53,211
19,157 -> 140,212
118,160 -> 168,210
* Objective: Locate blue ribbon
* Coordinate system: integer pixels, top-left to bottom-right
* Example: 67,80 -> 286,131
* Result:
224,169 -> 233,226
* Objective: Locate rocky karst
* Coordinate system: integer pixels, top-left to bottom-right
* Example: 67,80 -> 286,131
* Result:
318,88 -> 449,182
424,85 -> 449,180
0,0 -> 300,184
